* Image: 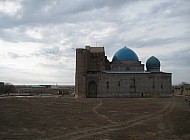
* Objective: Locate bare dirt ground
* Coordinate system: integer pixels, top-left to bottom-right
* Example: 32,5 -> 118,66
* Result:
0,96 -> 190,140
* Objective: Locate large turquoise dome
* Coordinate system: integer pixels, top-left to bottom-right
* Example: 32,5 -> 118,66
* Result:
112,46 -> 139,61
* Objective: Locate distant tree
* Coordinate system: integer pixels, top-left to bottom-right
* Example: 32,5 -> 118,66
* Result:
0,82 -> 16,94
0,82 -> 4,94
179,82 -> 189,86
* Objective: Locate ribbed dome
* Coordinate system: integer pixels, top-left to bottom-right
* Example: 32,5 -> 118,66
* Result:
112,46 -> 139,61
146,56 -> 160,72
146,56 -> 160,67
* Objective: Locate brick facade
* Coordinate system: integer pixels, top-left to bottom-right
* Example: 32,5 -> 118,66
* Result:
75,46 -> 172,98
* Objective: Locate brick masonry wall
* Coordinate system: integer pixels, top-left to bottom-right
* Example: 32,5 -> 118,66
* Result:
87,72 -> 172,97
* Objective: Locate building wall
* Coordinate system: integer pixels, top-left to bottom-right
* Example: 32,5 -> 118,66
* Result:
111,60 -> 144,71
183,87 -> 190,96
173,85 -> 190,96
87,51 -> 106,71
87,72 -> 172,98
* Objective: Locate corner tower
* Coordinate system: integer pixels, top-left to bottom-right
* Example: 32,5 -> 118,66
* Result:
75,48 -> 88,98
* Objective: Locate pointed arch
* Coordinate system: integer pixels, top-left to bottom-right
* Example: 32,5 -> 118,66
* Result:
88,81 -> 97,98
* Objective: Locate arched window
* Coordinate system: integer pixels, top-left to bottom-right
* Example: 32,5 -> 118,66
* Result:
118,81 -> 120,87
106,81 -> 109,89
130,84 -> 133,89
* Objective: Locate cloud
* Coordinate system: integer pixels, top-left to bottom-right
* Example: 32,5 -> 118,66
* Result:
7,52 -> 20,59
36,46 -> 64,60
0,0 -> 189,85
0,0 -> 22,16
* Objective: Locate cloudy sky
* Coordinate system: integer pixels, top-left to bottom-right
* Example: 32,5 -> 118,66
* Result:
0,0 -> 190,85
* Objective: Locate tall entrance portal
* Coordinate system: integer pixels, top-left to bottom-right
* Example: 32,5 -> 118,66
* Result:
87,81 -> 97,98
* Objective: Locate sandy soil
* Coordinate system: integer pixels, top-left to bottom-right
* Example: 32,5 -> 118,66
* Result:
0,96 -> 190,140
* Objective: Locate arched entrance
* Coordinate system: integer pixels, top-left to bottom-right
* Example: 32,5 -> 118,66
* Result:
88,81 -> 97,98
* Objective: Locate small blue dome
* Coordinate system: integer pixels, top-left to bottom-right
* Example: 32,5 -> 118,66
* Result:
146,56 -> 160,68
112,46 -> 139,61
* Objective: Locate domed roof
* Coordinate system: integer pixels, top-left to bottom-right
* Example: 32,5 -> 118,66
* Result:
146,56 -> 160,68
112,46 -> 139,61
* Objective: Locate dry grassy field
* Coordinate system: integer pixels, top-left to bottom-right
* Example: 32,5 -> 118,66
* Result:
0,96 -> 190,140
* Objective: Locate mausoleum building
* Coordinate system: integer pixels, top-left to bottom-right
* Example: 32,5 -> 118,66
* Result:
75,46 -> 172,98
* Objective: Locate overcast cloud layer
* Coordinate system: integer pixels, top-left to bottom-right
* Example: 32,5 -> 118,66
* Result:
0,0 -> 190,85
